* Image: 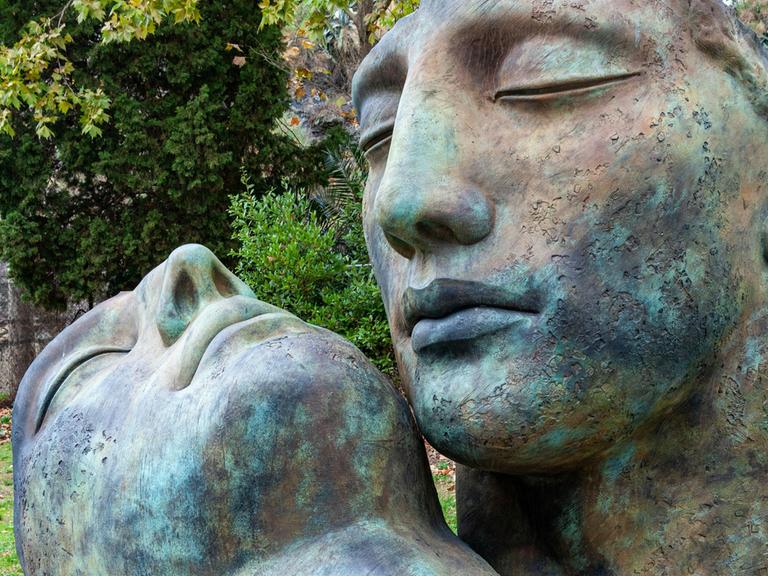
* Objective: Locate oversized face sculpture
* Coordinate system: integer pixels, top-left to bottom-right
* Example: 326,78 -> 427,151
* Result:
13,245 -> 487,575
355,0 -> 768,473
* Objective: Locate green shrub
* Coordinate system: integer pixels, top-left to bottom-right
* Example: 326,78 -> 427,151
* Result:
230,168 -> 395,375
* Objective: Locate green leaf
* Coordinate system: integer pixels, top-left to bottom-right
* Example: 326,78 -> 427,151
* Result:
35,123 -> 53,139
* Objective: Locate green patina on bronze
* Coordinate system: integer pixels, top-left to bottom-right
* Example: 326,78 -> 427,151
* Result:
12,245 -> 495,575
355,0 -> 768,573
13,1 -> 768,575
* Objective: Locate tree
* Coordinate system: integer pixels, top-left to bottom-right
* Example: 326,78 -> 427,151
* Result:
0,0 -> 302,309
0,1 -> 202,139
260,0 -> 420,58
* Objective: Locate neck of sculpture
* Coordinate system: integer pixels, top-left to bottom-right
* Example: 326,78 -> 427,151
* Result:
549,314 -> 768,574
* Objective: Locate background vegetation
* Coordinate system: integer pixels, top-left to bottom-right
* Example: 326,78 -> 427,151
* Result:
0,0 -> 345,310
231,144 -> 395,373
737,0 -> 768,37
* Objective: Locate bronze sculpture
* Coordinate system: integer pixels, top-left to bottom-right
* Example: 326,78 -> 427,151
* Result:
12,245 -> 495,574
354,0 -> 768,573
14,0 -> 768,574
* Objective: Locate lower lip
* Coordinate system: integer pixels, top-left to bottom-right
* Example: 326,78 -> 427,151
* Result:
410,307 -> 535,353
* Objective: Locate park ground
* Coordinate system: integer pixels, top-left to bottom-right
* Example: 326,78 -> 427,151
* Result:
0,409 -> 455,575
0,409 -> 20,576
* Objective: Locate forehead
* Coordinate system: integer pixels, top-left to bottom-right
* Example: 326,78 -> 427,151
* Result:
353,0 -> 684,105
396,0 -> 683,33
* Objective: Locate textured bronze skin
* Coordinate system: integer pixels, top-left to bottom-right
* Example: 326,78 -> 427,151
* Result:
354,0 -> 768,573
12,245 -> 495,575
14,1 -> 768,574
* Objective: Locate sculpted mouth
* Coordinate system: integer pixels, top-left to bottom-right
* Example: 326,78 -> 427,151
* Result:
35,296 -> 294,430
403,279 -> 540,334
403,280 -> 541,352
167,295 -> 293,391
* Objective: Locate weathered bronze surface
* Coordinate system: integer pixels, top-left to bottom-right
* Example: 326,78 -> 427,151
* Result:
15,1 -> 768,574
354,0 -> 768,573
12,245 -> 495,574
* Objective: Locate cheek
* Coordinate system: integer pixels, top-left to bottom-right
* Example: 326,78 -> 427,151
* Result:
550,159 -> 746,402
408,154 -> 747,471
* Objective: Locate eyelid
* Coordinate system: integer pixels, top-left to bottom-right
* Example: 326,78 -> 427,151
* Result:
494,71 -> 643,102
35,346 -> 131,433
360,123 -> 395,155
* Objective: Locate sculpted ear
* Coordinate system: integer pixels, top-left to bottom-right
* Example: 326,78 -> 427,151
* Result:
689,0 -> 768,119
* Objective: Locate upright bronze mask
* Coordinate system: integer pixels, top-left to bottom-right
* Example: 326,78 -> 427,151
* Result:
355,0 -> 768,572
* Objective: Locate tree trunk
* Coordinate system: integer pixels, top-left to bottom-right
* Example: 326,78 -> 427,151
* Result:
355,0 -> 374,59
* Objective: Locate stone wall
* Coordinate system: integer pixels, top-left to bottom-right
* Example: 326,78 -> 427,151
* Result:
0,263 -> 83,404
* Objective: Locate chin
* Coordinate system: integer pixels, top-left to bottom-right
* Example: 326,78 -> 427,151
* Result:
409,393 -> 621,475
399,335 -> 703,475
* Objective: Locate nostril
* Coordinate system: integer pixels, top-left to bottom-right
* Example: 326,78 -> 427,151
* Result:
415,221 -> 457,244
155,244 -> 255,347
173,269 -> 199,319
212,266 -> 238,298
375,181 -> 495,256
385,232 -> 416,259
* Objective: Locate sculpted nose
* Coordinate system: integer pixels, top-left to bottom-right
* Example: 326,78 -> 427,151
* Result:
156,244 -> 255,346
374,177 -> 495,259
371,95 -> 495,259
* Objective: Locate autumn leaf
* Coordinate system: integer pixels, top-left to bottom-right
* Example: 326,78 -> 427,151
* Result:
295,67 -> 313,80
284,46 -> 301,59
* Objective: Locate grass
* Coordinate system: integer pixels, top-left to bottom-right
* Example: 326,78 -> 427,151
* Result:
0,442 -> 21,576
433,458 -> 458,534
435,474 -> 457,534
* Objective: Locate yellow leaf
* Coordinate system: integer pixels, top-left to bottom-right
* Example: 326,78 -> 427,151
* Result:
283,46 -> 300,59
295,67 -> 312,80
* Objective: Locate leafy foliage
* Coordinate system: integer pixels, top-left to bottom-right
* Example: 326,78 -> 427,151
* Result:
0,0 -> 307,309
0,0 -> 201,139
231,149 -> 395,374
259,0 -> 419,44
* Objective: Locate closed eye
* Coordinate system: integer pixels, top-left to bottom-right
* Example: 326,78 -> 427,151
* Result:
495,71 -> 642,102
361,124 -> 395,155
35,346 -> 131,432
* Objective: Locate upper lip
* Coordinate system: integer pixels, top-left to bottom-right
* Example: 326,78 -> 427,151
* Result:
403,279 -> 541,334
34,296 -> 288,431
